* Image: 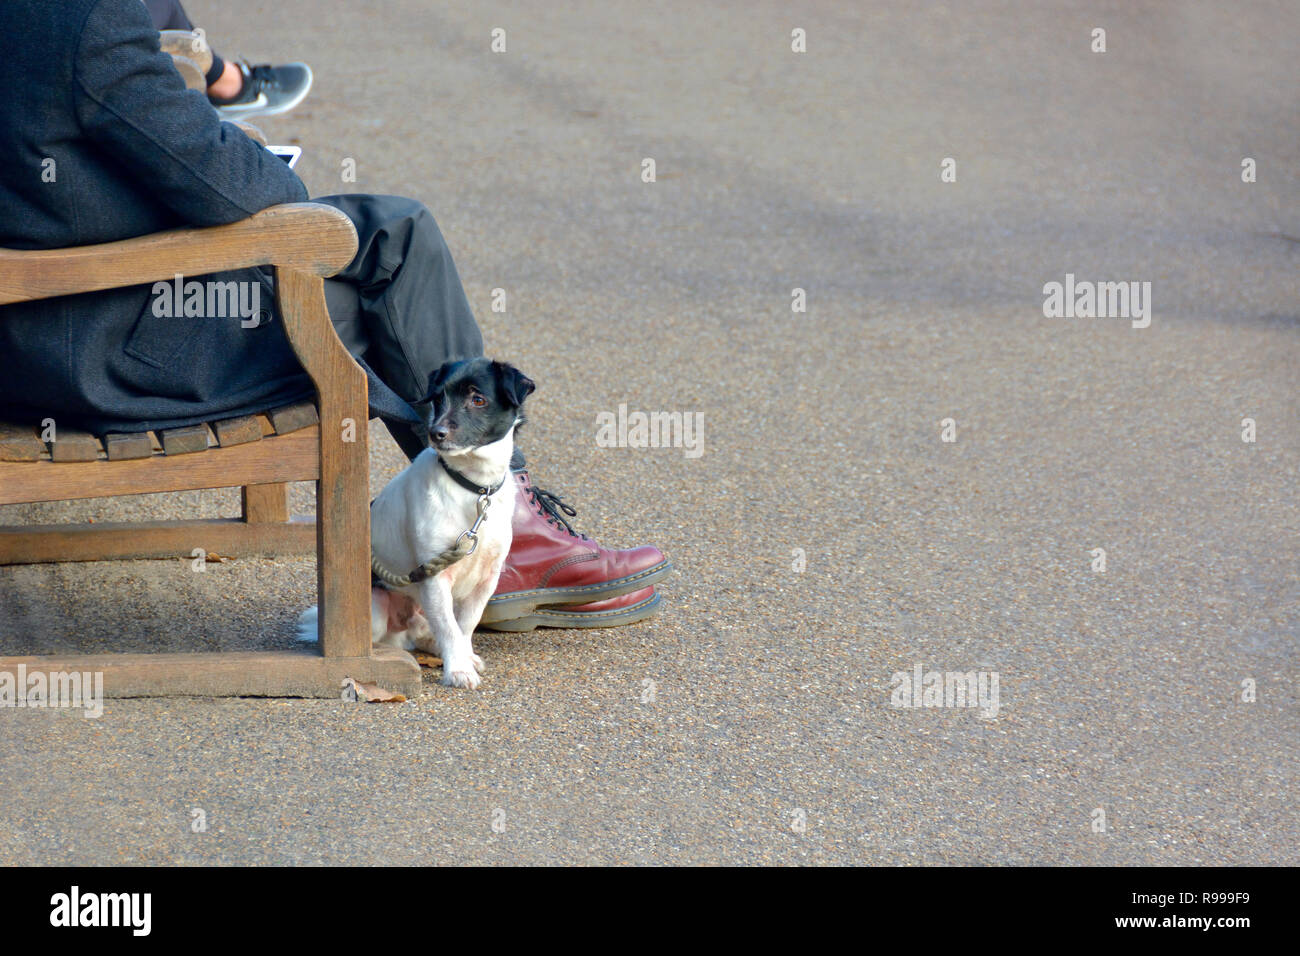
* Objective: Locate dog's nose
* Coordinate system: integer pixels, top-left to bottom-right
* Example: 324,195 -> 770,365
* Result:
431,425 -> 450,442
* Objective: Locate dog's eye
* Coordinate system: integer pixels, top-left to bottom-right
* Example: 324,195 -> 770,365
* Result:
469,393 -> 487,408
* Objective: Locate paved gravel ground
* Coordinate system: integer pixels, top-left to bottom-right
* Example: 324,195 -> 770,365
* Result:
1,1 -> 1296,865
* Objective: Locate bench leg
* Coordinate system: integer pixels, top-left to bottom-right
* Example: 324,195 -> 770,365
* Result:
242,482 -> 291,523
276,269 -> 374,661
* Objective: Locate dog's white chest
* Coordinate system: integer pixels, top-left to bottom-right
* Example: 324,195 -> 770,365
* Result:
441,499 -> 512,599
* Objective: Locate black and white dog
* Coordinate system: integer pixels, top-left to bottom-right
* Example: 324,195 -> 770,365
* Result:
299,358 -> 534,689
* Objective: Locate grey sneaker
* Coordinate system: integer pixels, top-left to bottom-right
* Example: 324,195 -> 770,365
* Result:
212,62 -> 312,120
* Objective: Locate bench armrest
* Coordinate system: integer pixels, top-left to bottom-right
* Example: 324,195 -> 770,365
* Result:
158,30 -> 214,76
0,202 -> 358,306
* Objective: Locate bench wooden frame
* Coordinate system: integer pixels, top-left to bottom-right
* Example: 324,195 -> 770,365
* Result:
0,203 -> 421,698
159,29 -> 214,93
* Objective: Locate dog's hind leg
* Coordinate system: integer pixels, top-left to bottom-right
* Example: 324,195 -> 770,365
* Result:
418,575 -> 481,689
370,586 -> 435,652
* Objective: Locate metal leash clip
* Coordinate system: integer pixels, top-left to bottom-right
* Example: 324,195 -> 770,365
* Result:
454,493 -> 492,555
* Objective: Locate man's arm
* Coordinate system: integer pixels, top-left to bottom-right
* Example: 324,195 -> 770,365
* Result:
72,0 -> 307,226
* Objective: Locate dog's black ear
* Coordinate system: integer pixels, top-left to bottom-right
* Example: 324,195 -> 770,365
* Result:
420,360 -> 465,405
495,362 -> 535,408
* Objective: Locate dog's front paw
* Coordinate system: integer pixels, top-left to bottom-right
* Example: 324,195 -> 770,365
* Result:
442,663 -> 482,689
471,653 -> 485,674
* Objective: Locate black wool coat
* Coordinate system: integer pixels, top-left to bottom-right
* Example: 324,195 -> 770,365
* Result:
0,0 -> 318,435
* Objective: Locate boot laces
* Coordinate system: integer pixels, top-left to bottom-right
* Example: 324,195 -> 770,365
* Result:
245,64 -> 279,93
529,484 -> 587,540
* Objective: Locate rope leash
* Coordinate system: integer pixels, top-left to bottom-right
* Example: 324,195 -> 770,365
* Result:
371,457 -> 504,588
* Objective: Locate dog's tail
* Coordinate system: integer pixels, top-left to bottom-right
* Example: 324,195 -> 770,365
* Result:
295,598 -> 390,645
295,605 -> 320,643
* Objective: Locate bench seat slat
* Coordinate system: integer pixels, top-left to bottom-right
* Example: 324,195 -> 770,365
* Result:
49,428 -> 101,462
103,431 -> 154,461
213,415 -> 264,447
159,423 -> 212,456
0,423 -> 44,462
267,401 -> 319,435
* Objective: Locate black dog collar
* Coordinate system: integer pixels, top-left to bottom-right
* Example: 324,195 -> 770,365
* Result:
438,455 -> 505,498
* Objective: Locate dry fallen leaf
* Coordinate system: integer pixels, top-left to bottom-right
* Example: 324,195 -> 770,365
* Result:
412,651 -> 443,669
339,677 -> 406,703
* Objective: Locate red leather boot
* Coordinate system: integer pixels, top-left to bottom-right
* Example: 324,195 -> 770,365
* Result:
481,470 -> 671,626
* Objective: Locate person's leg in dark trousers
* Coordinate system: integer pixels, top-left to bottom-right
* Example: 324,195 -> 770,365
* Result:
141,0 -> 191,31
313,194 -> 484,461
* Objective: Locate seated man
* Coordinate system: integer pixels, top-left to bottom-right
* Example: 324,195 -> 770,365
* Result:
0,0 -> 669,630
143,0 -> 312,119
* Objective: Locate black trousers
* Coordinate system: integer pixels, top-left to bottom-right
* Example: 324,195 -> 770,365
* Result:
312,195 -> 484,461
141,0 -> 192,30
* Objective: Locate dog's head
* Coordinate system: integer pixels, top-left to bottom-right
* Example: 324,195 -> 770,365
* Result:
420,358 -> 534,454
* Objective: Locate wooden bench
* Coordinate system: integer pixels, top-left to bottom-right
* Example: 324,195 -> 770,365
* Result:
159,29 -> 214,95
0,203 -> 421,698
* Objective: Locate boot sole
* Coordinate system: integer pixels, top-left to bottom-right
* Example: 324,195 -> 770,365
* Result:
479,559 -> 672,624
479,589 -> 662,632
